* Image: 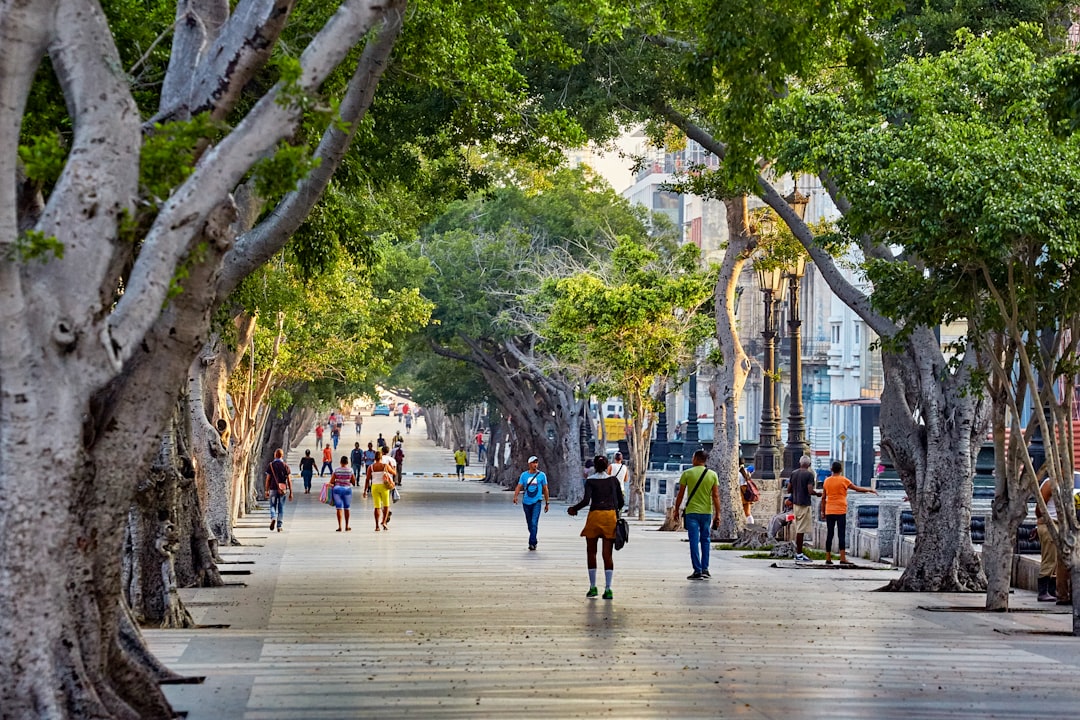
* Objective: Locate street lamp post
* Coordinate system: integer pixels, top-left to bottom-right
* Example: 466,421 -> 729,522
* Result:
753,264 -> 785,496
779,184 -> 811,483
780,255 -> 809,479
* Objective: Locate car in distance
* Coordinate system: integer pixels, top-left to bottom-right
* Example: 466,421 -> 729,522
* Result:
372,404 -> 391,416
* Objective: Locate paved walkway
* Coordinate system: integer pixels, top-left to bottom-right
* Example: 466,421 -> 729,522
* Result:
146,414 -> 1080,718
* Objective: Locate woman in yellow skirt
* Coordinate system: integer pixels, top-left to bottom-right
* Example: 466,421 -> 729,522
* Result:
568,456 -> 625,600
363,450 -> 396,531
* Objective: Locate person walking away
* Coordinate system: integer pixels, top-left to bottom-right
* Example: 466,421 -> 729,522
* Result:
454,447 -> 468,481
609,451 -> 629,510
331,456 -> 354,531
330,423 -> 341,450
738,463 -> 756,524
363,450 -> 396,531
393,444 -> 405,481
363,442 -> 376,474
350,442 -> 364,485
315,423 -> 324,450
298,450 -> 316,493
568,456 -> 624,599
513,455 -> 549,551
789,455 -> 820,563
381,445 -> 398,487
821,461 -> 877,564
264,448 -> 293,532
671,450 -> 721,579
320,444 -> 334,477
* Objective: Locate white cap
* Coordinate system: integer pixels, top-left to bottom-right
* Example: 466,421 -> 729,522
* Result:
528,456 -> 538,463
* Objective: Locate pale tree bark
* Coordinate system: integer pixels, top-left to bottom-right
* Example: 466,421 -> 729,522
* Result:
707,196 -> 756,539
981,334 -> 1034,610
0,1 -> 407,715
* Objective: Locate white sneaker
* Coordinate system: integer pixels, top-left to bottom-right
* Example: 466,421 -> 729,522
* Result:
795,553 -> 812,563
746,515 -> 755,525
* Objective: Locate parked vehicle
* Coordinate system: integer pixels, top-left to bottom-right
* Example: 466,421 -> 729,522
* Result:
372,404 -> 390,416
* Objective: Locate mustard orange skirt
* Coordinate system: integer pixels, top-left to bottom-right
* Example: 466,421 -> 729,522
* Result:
581,509 -> 617,539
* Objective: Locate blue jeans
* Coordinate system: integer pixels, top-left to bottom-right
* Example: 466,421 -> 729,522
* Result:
301,471 -> 313,491
269,493 -> 286,527
685,513 -> 712,573
523,501 -> 542,547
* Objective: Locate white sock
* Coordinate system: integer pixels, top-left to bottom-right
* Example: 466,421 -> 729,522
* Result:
588,569 -> 597,587
605,569 -> 613,589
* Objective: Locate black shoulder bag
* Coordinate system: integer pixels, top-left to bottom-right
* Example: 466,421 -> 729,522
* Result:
681,467 -> 710,517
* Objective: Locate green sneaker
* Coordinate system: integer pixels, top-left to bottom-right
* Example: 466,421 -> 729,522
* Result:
602,588 -> 613,600
586,586 -> 598,598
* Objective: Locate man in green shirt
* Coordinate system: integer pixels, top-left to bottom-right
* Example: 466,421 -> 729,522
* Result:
671,450 -> 721,580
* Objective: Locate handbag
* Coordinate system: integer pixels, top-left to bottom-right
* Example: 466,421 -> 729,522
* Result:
277,482 -> 289,495
391,487 -> 401,503
742,476 -> 760,503
383,471 -> 396,491
319,483 -> 331,505
614,513 -> 629,551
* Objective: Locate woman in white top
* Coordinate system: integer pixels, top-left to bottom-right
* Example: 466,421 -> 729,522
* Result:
363,451 -> 395,531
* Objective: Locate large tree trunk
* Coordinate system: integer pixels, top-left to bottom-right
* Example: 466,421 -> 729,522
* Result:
708,197 -> 755,538
983,352 -> 1031,610
879,335 -> 987,592
124,402 -> 197,630
0,2 -> 405,714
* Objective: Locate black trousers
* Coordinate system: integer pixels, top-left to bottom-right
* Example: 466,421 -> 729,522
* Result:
825,513 -> 847,553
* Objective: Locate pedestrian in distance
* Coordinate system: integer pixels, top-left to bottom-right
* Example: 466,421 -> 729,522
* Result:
789,455 -> 821,563
454,447 -> 467,481
298,450 -> 316,494
354,412 -> 363,435
738,462 -> 756,524
330,423 -> 341,450
264,448 -> 293,532
609,451 -> 629,510
376,433 -> 386,451
392,430 -> 403,447
381,445 -> 397,486
363,442 -> 376,473
820,460 -> 877,565
350,442 -> 364,484
671,450 -> 721,579
568,455 -> 625,599
475,429 -> 486,462
1035,476 -> 1069,603
404,413 -> 413,434
363,450 -> 396,531
513,455 -> 549,551
393,444 -> 405,482
314,423 -> 324,450
331,456 -> 354,531
320,444 -> 334,477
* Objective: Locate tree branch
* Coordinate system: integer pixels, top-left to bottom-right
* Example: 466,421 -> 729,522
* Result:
217,0 -> 405,296
106,0 -> 391,372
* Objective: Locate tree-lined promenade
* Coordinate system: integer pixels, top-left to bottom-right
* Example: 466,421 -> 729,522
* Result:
6,1 -> 1080,716
146,415 -> 1080,719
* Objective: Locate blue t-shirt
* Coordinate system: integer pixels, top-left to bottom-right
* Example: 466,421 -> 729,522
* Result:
518,470 -> 547,505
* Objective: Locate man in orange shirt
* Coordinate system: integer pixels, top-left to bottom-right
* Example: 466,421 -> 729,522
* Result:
320,444 -> 334,477
820,461 -> 877,565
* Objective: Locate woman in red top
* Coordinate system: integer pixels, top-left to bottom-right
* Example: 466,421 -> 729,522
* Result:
821,461 -> 877,565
